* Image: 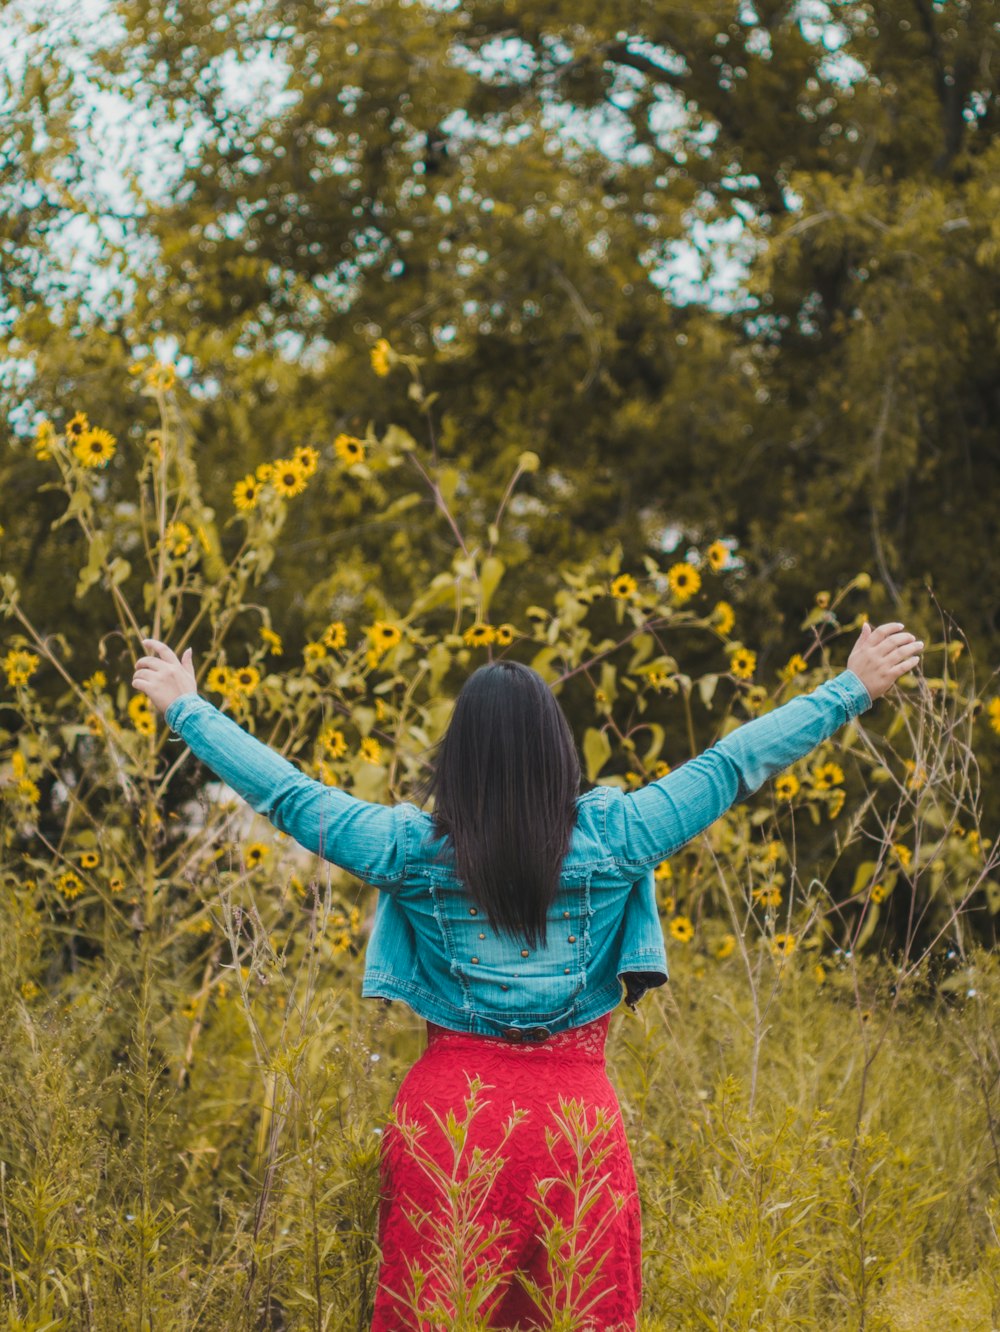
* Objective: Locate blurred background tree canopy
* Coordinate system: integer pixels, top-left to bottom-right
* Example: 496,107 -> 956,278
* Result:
1,0 -> 998,691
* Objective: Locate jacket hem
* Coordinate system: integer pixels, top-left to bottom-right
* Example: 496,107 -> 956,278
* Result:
361,970 -> 654,1035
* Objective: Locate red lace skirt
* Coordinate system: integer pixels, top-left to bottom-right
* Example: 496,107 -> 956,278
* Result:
372,1014 -> 641,1331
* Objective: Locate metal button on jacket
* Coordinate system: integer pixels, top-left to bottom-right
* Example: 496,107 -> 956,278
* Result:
503,1025 -> 550,1043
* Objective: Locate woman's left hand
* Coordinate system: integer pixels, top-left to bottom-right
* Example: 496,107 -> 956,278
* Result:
132,638 -> 198,715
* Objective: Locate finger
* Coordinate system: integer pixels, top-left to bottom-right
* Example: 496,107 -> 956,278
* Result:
182,647 -> 194,671
892,657 -> 921,677
871,622 -> 905,644
887,637 -> 923,658
878,630 -> 917,652
142,637 -> 179,665
133,656 -> 167,671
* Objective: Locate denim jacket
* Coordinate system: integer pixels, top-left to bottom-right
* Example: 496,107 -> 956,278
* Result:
164,669 -> 872,1039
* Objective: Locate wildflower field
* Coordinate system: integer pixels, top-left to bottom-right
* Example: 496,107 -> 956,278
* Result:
0,349 -> 999,1332
5,5 -> 1000,1325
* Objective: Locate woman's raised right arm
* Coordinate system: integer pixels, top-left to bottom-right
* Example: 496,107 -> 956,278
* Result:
603,621 -> 923,874
163,694 -> 411,887
133,637 -> 410,887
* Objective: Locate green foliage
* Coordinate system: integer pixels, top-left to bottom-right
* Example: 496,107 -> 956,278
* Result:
0,363 -> 997,1326
2,7 -> 1000,1318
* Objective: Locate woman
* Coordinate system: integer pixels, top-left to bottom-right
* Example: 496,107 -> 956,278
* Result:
132,619 -> 923,1328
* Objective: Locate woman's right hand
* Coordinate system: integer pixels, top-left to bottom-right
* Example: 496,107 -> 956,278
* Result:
846,621 -> 924,701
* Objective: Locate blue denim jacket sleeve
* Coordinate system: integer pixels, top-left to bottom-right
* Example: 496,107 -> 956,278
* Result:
604,669 -> 872,874
162,694 -> 409,887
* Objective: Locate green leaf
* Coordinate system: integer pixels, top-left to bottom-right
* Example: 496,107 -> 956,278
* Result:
698,674 -> 719,710
627,634 -> 654,673
641,724 -> 665,767
599,662 -> 617,706
108,557 -> 131,587
850,861 -> 879,897
529,646 -> 560,682
409,573 -> 456,618
437,466 -> 460,506
75,532 -> 110,600
479,555 -> 505,614
855,903 -> 880,952
426,642 -> 451,693
583,727 -> 612,782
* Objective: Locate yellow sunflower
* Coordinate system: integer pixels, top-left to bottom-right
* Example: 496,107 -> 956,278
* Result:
231,665 -> 260,694
667,562 -> 701,602
323,621 -> 348,650
828,788 -> 847,819
3,648 -> 40,687
370,338 -> 392,377
109,876 -> 124,894
260,627 -> 283,655
128,694 -> 154,732
729,648 -> 756,679
652,760 -> 671,779
292,444 -> 320,477
779,653 -> 808,682
334,433 -> 365,465
233,474 -> 261,512
987,697 -> 1000,735
870,881 -> 891,903
244,842 -> 269,869
705,540 -> 728,572
610,573 -> 637,600
65,410 -> 89,440
35,419 -> 58,460
207,665 -> 232,693
56,871 -> 85,901
271,458 -> 309,498
360,736 -> 382,763
715,934 -> 736,960
712,600 -> 735,636
772,933 -> 796,958
654,860 -> 672,881
79,850 -> 100,870
891,843 -> 913,869
775,773 -> 800,800
812,761 -> 844,790
145,362 -> 176,392
304,641 -> 328,665
669,915 -> 694,943
367,621 -> 402,653
494,623 -> 516,646
256,462 -> 274,482
73,427 -> 117,468
752,884 -> 782,909
319,726 -> 347,758
165,521 -> 193,557
463,622 -> 496,648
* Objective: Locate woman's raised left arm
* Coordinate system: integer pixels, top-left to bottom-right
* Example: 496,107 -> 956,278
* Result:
132,639 -> 409,887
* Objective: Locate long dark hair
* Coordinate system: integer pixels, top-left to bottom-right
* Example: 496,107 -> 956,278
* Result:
414,660 -> 582,946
